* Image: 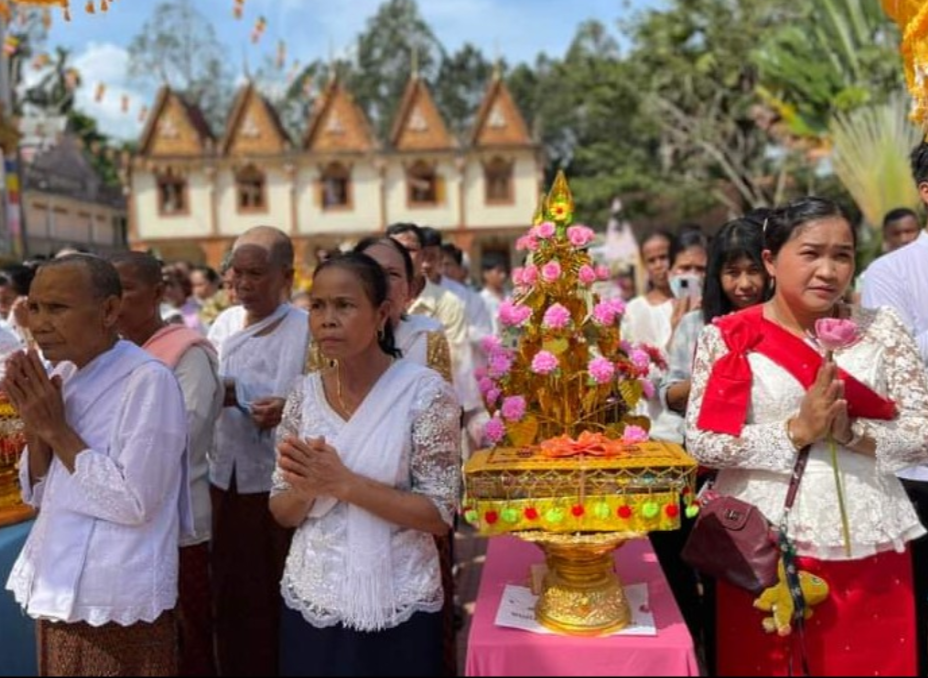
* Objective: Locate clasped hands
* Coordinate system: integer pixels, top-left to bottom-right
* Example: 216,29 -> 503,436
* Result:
1,350 -> 69,445
788,359 -> 855,450
277,435 -> 354,501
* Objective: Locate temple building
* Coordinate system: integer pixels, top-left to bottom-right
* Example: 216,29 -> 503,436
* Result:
129,71 -> 543,269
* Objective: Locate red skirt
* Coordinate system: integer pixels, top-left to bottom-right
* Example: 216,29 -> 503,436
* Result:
716,549 -> 916,677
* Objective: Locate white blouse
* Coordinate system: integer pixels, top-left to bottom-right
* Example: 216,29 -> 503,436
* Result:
686,307 -> 928,560
272,369 -> 460,629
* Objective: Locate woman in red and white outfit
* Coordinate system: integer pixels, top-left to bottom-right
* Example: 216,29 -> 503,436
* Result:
686,196 -> 928,676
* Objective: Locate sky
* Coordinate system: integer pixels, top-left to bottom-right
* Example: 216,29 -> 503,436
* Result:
30,0 -> 662,141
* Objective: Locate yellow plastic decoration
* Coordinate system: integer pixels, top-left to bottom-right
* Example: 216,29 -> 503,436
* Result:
753,560 -> 830,637
882,0 -> 928,129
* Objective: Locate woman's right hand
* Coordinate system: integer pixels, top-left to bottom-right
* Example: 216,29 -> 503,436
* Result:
276,436 -> 320,502
790,360 -> 845,447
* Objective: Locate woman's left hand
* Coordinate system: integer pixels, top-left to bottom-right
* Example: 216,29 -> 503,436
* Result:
830,379 -> 853,444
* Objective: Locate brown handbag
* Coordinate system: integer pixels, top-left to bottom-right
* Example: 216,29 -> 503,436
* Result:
681,448 -> 810,593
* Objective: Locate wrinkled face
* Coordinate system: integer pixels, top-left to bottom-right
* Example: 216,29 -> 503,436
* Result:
114,263 -> 163,338
642,236 -> 671,289
364,242 -> 409,326
390,232 -> 423,278
672,246 -> 708,277
309,266 -> 388,362
720,255 -> 765,310
763,217 -> 856,316
884,215 -> 920,252
230,244 -> 292,317
421,245 -> 442,284
28,265 -> 120,367
190,270 -> 218,301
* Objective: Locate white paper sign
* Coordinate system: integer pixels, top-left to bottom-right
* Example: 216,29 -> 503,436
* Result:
494,583 -> 657,636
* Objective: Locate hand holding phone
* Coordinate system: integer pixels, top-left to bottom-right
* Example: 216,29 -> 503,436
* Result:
670,273 -> 702,299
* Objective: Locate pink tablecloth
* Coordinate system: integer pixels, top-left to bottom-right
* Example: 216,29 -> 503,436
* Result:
465,536 -> 699,677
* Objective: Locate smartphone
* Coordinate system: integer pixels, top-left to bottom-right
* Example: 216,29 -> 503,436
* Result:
670,273 -> 702,299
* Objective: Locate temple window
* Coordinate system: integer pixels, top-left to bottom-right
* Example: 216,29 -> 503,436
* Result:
236,164 -> 267,213
157,170 -> 188,216
485,157 -> 514,204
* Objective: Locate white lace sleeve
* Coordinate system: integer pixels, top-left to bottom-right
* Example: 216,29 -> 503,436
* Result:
410,376 -> 461,527
858,308 -> 928,474
272,379 -> 306,496
685,324 -> 798,473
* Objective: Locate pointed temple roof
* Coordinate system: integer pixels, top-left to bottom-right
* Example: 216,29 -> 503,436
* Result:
221,82 -> 292,156
389,75 -> 457,152
470,74 -> 533,148
138,86 -> 215,157
303,77 -> 378,153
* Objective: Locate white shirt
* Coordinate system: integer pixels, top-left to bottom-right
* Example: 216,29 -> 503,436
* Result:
861,231 -> 928,482
686,307 -> 928,559
621,296 -> 674,350
480,287 -> 505,335
6,341 -> 188,626
208,304 -> 310,494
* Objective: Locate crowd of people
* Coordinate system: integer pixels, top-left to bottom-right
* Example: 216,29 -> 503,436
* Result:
3,141 -> 928,677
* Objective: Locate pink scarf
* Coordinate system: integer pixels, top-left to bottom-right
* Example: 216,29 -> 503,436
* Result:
143,324 -> 216,369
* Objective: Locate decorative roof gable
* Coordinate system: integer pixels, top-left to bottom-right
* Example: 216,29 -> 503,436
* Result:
139,86 -> 214,158
390,76 -> 456,151
304,78 -> 378,153
471,76 -> 533,148
222,82 -> 291,156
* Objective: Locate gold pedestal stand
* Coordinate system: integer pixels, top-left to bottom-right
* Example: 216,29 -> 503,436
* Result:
518,531 -> 640,636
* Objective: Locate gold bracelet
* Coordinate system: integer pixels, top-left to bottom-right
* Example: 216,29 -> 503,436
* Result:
785,417 -> 805,452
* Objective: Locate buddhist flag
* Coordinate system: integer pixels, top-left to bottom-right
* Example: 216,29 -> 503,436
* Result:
94,82 -> 106,102
276,40 -> 287,70
42,8 -> 53,29
233,0 -> 245,19
121,94 -> 130,113
138,105 -> 149,123
0,2 -> 10,24
65,68 -> 80,91
250,15 -> 266,44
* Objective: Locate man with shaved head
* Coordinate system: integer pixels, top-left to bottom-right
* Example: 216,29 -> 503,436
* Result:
2,254 -> 188,675
207,226 -> 310,676
111,251 -> 223,676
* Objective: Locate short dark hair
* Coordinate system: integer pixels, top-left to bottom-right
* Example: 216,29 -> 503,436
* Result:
882,207 -> 919,231
354,236 -> 415,283
911,141 -> 928,186
108,251 -> 164,287
0,264 -> 36,296
386,222 -> 424,248
641,230 -> 673,254
193,265 -> 221,285
481,253 -> 508,273
313,252 -> 401,358
39,254 -> 122,300
419,226 -> 442,249
702,216 -> 770,324
764,196 -> 854,256
441,243 -> 463,267
669,229 -> 708,269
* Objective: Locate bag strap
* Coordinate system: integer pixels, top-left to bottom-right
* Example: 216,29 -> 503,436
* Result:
779,445 -> 811,525
781,444 -> 813,677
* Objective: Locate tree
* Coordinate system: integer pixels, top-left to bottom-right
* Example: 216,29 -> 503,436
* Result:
349,0 -> 445,139
433,43 -> 493,137
126,0 -> 233,130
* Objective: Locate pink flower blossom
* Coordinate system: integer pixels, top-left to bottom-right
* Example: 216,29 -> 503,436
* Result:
640,378 -> 655,399
534,221 -> 556,239
596,265 -> 611,281
515,235 -> 539,252
531,350 -> 559,375
499,300 -> 532,327
485,417 -> 506,444
475,366 -> 487,381
592,301 -> 618,326
622,425 -> 649,444
606,297 -> 627,316
488,352 -> 513,379
567,225 -> 595,248
486,388 -> 501,406
501,396 -> 527,422
511,267 -> 525,286
578,264 -> 597,286
620,340 -> 632,353
481,335 -> 502,355
588,357 -> 616,384
629,349 -> 650,371
541,261 -> 562,283
478,377 -> 495,396
522,265 -> 538,285
543,303 -> 571,329
815,318 -> 859,353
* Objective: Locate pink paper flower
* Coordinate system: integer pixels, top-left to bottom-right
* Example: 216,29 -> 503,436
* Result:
515,235 -> 539,252
606,297 -> 627,316
488,352 -> 513,379
534,221 -> 556,239
567,225 -> 595,248
522,265 -> 538,285
478,377 -> 495,396
588,357 -> 616,384
486,388 -> 501,406
640,378 -> 655,399
815,318 -> 859,353
596,264 -> 611,281
592,301 -> 618,326
531,350 -> 559,375
578,264 -> 597,286
475,366 -> 487,381
499,300 -> 532,327
501,396 -> 527,422
622,425 -> 649,444
511,267 -> 525,286
485,416 -> 506,444
541,261 -> 562,283
629,349 -> 650,371
543,303 -> 571,329
481,335 -> 502,355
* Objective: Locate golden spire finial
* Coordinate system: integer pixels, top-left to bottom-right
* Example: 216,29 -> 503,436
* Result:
545,170 -> 575,225
532,191 -> 547,226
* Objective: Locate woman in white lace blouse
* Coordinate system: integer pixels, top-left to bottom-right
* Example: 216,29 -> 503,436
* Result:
687,197 -> 928,677
270,253 -> 460,677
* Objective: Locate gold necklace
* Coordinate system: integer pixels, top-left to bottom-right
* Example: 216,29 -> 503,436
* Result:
334,363 -> 355,416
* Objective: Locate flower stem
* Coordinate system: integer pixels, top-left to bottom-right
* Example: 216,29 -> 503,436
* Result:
829,435 -> 852,558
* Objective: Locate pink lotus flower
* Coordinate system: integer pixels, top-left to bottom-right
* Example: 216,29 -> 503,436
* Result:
541,261 -> 562,283
501,396 -> 527,422
567,225 -> 595,248
485,416 -> 506,444
578,264 -> 597,286
622,425 -> 649,444
534,221 -> 556,239
592,301 -> 618,326
488,352 -> 513,378
588,357 -> 616,384
596,265 -> 611,281
531,350 -> 559,375
543,303 -> 571,329
815,317 -> 859,354
522,265 -> 538,285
